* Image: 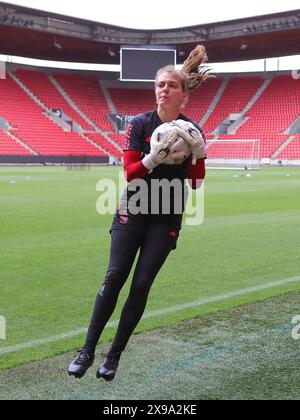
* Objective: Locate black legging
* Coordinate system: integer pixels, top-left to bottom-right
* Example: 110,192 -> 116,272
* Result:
84,226 -> 177,355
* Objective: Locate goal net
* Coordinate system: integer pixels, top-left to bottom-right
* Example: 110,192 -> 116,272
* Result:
205,139 -> 260,169
66,155 -> 91,171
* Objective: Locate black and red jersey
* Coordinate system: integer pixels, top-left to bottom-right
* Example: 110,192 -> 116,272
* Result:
124,109 -> 205,153
113,109 -> 206,225
123,109 -> 205,185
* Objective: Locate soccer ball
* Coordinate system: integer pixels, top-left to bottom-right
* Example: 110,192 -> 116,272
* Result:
151,122 -> 191,165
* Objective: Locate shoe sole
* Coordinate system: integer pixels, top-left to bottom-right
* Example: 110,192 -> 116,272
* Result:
96,371 -> 115,381
68,370 -> 86,379
67,361 -> 94,379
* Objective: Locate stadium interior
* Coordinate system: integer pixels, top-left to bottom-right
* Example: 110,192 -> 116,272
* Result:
0,3 -> 300,166
1,3 -> 300,401
0,70 -> 299,163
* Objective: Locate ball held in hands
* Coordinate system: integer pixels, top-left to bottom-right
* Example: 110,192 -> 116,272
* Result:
171,120 -> 206,162
150,122 -> 192,165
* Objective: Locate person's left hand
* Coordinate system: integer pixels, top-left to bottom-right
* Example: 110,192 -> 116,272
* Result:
171,120 -> 206,162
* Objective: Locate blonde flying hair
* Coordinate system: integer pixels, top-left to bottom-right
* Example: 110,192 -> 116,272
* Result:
155,44 -> 213,93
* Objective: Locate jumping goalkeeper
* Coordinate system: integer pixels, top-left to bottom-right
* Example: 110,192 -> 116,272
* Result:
68,45 -> 212,381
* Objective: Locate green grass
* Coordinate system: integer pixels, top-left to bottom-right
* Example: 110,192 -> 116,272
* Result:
0,166 -> 300,371
1,291 -> 299,400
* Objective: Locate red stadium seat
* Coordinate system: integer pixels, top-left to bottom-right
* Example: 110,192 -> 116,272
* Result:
1,71 -> 299,160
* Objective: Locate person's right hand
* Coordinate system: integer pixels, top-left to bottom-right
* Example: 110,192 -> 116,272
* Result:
142,147 -> 168,170
143,129 -> 178,170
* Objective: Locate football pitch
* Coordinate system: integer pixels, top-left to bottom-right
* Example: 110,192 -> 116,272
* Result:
0,166 -> 299,400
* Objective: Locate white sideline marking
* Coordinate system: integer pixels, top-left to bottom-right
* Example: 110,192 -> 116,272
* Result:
0,275 -> 299,356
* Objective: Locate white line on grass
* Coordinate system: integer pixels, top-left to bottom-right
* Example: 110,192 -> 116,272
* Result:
0,275 -> 299,355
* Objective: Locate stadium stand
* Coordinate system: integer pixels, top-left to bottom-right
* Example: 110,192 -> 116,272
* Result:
203,76 -> 264,133
206,140 -> 257,159
109,133 -> 126,149
226,75 -> 300,157
183,77 -> 224,124
85,133 -> 122,158
109,88 -> 156,116
14,69 -> 94,131
1,70 -> 299,161
0,129 -> 33,155
0,74 -> 105,156
52,73 -> 115,131
277,135 -> 300,159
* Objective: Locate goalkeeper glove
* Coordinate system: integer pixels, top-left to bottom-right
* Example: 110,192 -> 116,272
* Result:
143,128 -> 178,170
171,120 -> 206,164
142,146 -> 171,171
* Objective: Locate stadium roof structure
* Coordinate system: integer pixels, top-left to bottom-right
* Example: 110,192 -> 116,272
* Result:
0,2 -> 300,65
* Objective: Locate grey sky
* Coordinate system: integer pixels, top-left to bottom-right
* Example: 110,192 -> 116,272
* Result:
3,0 -> 300,29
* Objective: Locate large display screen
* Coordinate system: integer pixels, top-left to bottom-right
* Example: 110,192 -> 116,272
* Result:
121,48 -> 176,82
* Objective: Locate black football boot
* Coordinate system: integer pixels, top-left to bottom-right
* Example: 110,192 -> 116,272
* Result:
68,349 -> 95,379
96,352 -> 122,381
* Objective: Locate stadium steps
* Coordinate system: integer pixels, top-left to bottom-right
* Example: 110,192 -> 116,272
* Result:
82,125 -> 122,156
49,75 -> 100,132
277,134 -> 300,159
284,115 -> 300,135
14,69 -> 94,132
52,73 -> 114,132
230,75 -> 300,158
0,74 -> 113,157
11,71 -> 84,134
0,129 -> 36,156
182,78 -> 223,125
10,72 -> 49,113
6,130 -> 40,156
228,116 -> 250,134
85,133 -> 122,158
51,74 -> 122,154
101,132 -> 122,154
99,81 -> 117,114
109,132 -> 126,149
86,128 -> 123,155
203,77 -> 265,134
240,79 -> 272,115
11,72 -> 82,134
271,135 -> 296,158
80,133 -> 109,156
200,79 -> 230,127
0,116 -> 12,130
